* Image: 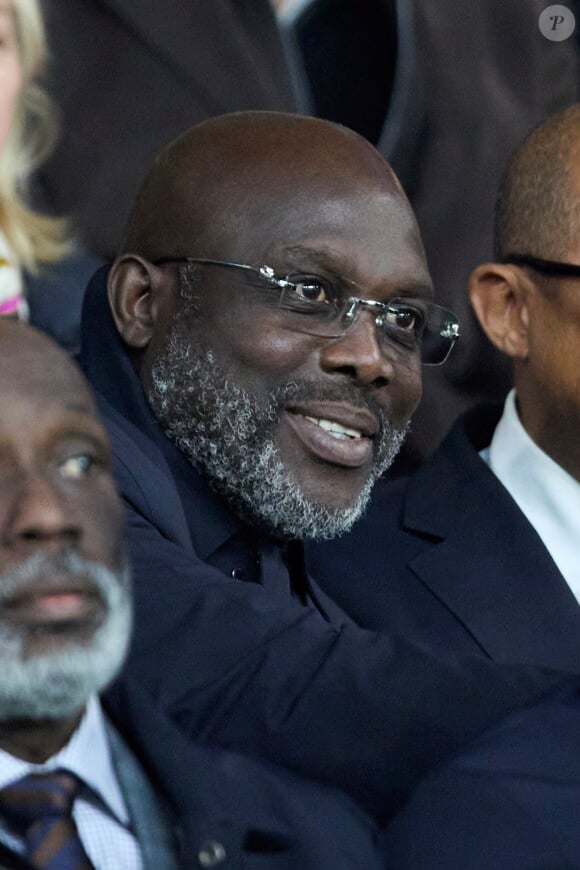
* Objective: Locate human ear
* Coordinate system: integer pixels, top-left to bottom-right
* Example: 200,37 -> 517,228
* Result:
469,262 -> 530,360
108,255 -> 161,349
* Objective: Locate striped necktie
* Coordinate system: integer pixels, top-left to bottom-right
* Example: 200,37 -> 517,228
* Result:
0,770 -> 94,869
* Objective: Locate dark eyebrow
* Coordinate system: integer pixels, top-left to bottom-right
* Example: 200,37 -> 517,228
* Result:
63,401 -> 95,414
275,245 -> 435,301
0,416 -> 111,466
393,282 -> 435,301
42,414 -> 111,454
275,245 -> 353,272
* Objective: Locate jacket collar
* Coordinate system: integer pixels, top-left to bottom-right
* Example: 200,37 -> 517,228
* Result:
80,265 -> 241,559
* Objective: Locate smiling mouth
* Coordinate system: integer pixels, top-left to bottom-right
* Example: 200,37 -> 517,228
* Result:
284,408 -> 375,469
303,416 -> 363,440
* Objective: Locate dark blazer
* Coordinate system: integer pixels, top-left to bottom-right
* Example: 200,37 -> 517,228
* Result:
79,266 -> 559,822
382,676 -> 580,868
26,250 -> 102,355
0,679 -> 386,869
308,406 -> 580,672
37,0 -> 301,258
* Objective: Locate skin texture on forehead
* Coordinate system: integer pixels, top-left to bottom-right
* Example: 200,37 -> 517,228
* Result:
495,103 -> 580,261
122,111 -> 414,262
0,319 -> 95,406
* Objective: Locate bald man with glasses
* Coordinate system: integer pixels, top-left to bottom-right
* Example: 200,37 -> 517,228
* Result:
79,110 -> 558,823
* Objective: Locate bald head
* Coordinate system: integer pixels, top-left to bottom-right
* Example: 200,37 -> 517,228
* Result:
0,319 -> 95,408
122,111 -> 407,261
110,110 -> 431,535
495,103 -> 580,260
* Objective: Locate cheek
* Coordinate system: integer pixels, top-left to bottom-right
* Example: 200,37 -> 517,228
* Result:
0,56 -> 21,153
209,317 -> 317,386
389,362 -> 422,425
77,483 -> 125,568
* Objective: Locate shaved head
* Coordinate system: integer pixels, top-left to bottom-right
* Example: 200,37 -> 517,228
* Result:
0,319 -> 95,406
495,103 -> 580,260
122,111 -> 408,261
113,110 -> 430,533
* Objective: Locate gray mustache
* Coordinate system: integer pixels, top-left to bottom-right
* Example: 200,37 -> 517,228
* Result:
273,379 -> 391,435
0,552 -> 128,609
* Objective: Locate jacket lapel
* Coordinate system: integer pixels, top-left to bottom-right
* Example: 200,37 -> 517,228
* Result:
106,719 -> 180,870
403,411 -> 580,670
99,397 -> 193,551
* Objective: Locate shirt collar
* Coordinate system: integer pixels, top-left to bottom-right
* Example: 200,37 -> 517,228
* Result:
0,696 -> 129,824
483,389 -> 580,595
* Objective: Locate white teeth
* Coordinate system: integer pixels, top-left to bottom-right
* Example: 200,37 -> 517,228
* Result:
304,416 -> 362,440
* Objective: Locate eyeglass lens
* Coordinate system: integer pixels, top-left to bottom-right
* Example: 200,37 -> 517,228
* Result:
154,258 -> 459,366
275,280 -> 458,365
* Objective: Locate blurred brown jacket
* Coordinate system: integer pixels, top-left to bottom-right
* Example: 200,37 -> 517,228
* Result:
38,0 -> 301,258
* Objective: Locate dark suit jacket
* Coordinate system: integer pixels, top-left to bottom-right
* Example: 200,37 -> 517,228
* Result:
308,405 -> 580,671
0,679 -> 386,869
26,250 -> 102,355
382,676 -> 580,868
37,0 -> 301,258
78,266 -> 559,822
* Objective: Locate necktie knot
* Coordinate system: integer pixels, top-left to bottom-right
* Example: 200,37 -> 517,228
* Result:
0,769 -> 94,869
1,770 -> 79,830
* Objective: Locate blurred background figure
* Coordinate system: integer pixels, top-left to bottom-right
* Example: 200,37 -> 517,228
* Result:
278,0 -> 579,468
35,0 -> 304,260
0,0 -> 99,351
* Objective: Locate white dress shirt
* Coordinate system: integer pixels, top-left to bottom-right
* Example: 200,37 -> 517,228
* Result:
480,389 -> 580,603
0,695 -> 142,869
273,0 -> 316,23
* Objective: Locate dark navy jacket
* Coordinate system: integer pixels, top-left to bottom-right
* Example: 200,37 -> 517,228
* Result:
309,407 -> 580,672
80,266 -> 560,822
27,250 -> 102,355
0,679 -> 385,870
382,676 -> 580,868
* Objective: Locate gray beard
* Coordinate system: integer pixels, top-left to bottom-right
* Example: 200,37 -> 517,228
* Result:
0,553 -> 132,720
148,320 -> 408,541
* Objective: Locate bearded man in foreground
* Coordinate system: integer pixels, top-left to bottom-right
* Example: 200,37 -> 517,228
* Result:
81,111 -> 558,821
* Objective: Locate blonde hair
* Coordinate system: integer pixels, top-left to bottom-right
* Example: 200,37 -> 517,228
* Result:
0,0 -> 71,272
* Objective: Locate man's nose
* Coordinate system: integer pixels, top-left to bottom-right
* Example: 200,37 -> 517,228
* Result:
319,310 -> 395,387
3,472 -> 80,551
